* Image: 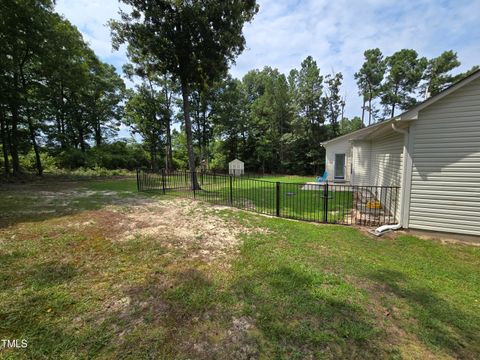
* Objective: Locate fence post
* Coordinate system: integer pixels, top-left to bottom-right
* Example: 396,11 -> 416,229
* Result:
276,182 -> 280,217
136,168 -> 140,192
161,169 -> 166,194
323,181 -> 329,223
229,175 -> 233,205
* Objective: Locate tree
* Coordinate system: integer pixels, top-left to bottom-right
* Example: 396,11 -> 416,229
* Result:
111,0 -> 258,188
122,47 -> 178,171
339,116 -> 363,135
323,72 -> 344,137
295,56 -> 324,127
0,0 -> 56,176
85,57 -> 125,147
210,76 -> 248,167
381,49 -> 428,117
354,48 -> 386,126
422,50 -> 461,97
124,86 -> 165,170
288,56 -> 325,173
452,65 -> 480,85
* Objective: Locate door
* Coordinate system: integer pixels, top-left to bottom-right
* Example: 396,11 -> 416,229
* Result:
334,153 -> 345,180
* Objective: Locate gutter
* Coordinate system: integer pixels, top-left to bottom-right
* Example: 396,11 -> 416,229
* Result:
373,121 -> 409,236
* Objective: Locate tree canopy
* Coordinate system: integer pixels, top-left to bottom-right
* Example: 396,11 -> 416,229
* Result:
1,1 -> 478,179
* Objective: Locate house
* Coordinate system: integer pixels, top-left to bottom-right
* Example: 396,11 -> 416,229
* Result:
229,159 -> 244,176
322,69 -> 480,236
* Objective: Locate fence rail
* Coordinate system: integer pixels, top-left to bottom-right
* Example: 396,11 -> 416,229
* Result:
137,169 -> 400,226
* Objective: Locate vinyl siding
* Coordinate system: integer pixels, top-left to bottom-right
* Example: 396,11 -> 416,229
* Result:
351,141 -> 371,185
325,139 -> 352,182
408,77 -> 480,236
369,133 -> 404,218
370,133 -> 404,187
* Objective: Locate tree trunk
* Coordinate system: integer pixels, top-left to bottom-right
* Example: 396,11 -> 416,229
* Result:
368,97 -> 372,126
390,86 -> 398,118
95,122 -> 102,147
0,108 -> 10,176
27,117 -> 42,176
151,144 -> 159,171
25,111 -> 42,176
163,78 -> 174,172
59,84 -> 66,148
9,102 -> 21,176
165,118 -> 173,171
181,80 -> 200,190
361,98 -> 366,127
78,125 -> 86,153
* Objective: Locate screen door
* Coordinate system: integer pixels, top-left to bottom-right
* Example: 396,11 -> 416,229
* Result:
334,153 -> 345,180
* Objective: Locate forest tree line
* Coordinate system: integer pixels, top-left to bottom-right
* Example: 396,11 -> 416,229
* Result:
1,0 -> 477,178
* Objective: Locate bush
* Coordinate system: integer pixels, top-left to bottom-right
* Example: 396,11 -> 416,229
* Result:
52,166 -> 133,177
86,142 -> 149,170
56,148 -> 88,169
20,151 -> 58,172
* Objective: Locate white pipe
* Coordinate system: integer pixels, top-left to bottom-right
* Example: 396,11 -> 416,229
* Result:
373,223 -> 402,236
373,122 -> 408,235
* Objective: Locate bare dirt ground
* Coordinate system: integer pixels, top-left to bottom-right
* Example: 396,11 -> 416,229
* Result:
88,198 -> 260,263
2,180 -> 479,359
0,184 -> 267,359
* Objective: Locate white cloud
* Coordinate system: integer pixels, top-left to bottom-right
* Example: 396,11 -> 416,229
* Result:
232,0 -> 480,118
55,0 -> 128,69
56,0 -> 480,119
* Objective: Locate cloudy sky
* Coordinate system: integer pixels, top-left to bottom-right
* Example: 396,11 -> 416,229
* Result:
56,0 -> 480,133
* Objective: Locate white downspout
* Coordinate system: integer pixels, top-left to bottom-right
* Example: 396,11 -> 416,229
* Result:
373,122 -> 408,236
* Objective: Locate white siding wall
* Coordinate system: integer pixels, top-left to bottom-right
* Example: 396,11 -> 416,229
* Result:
370,132 -> 404,187
351,141 -> 371,185
369,132 -> 404,218
408,77 -> 480,236
325,140 -> 352,182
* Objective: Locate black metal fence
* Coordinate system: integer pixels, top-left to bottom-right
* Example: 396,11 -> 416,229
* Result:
137,169 -> 400,226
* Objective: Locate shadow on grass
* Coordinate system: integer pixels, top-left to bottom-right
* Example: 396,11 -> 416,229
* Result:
0,258 -> 112,359
233,264 -> 391,359
114,268 -> 225,359
0,178 -> 156,229
0,290 -> 112,359
367,269 -> 480,357
25,262 -> 78,288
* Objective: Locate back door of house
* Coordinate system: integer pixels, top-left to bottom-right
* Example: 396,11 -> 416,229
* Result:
334,153 -> 345,180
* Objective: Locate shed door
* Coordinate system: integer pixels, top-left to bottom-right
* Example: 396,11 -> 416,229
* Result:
334,154 -> 345,180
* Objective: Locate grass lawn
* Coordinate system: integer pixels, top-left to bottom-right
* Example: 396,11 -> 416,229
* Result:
1,178 -> 479,359
142,172 -> 353,223
256,175 -> 316,184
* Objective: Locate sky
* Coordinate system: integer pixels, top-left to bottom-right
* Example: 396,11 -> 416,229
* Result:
55,0 -> 480,137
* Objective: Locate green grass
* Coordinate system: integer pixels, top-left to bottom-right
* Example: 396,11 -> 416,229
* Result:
142,173 -> 353,223
255,175 -> 316,184
1,178 -> 479,359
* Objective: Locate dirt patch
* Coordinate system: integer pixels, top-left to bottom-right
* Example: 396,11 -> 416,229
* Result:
105,198 -> 259,263
189,316 -> 259,360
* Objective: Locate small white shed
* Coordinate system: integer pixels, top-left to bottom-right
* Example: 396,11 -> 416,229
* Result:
229,159 -> 244,176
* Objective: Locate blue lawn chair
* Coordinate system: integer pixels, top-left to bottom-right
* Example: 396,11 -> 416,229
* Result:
316,171 -> 328,184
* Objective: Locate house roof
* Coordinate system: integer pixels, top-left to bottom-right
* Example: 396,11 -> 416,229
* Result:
322,68 -> 480,147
